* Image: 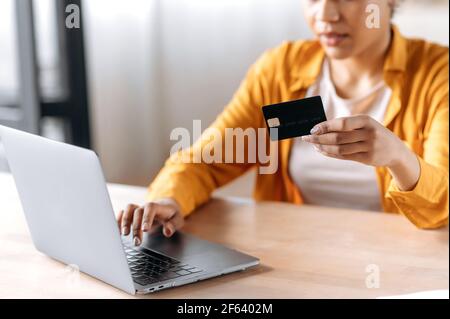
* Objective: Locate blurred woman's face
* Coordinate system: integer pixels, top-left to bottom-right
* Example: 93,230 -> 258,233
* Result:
302,0 -> 393,59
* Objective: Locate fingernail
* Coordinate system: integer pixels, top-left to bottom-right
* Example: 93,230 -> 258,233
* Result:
142,222 -> 149,232
313,145 -> 320,151
133,236 -> 141,246
301,135 -> 311,142
310,126 -> 320,134
122,226 -> 128,235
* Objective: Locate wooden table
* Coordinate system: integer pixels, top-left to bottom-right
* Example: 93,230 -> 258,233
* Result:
0,172 -> 448,298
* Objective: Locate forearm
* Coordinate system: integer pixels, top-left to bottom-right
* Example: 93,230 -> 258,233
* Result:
387,144 -> 421,191
385,156 -> 448,229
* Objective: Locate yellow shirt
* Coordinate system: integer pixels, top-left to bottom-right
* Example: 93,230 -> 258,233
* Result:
147,25 -> 449,229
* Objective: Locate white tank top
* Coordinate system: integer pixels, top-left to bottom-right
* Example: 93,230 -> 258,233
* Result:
288,59 -> 392,211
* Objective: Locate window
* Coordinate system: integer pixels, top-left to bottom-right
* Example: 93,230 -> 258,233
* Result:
0,0 -> 19,106
0,0 -> 91,148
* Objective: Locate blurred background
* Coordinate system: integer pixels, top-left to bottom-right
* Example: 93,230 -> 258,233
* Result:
0,0 -> 449,198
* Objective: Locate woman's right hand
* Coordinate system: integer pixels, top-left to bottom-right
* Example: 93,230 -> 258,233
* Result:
117,201 -> 184,246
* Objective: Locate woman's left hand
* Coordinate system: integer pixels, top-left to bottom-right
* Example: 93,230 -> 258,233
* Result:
301,115 -> 421,190
301,115 -> 401,167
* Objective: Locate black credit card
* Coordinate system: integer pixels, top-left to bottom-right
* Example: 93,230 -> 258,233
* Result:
262,95 -> 327,141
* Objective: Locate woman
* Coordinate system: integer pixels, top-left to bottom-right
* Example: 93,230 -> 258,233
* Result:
118,0 -> 448,245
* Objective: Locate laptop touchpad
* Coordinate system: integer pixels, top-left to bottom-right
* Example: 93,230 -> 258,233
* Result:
136,228 -> 217,260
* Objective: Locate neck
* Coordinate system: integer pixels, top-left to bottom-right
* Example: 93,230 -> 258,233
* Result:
328,30 -> 392,98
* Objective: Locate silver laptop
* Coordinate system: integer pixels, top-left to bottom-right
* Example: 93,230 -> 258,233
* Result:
0,125 -> 259,295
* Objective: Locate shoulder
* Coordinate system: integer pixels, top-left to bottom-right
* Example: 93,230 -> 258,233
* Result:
404,38 -> 448,125
405,38 -> 448,83
406,38 -> 448,64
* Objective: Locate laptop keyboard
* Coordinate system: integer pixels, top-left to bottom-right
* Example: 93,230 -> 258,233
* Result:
123,244 -> 203,286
